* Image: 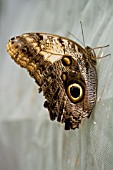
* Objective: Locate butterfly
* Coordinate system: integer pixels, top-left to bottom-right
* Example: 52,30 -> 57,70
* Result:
7,32 -> 97,130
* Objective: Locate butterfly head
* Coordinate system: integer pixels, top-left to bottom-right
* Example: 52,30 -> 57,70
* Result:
85,46 -> 97,64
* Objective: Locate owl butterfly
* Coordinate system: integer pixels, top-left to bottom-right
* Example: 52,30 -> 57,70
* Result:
7,30 -> 98,130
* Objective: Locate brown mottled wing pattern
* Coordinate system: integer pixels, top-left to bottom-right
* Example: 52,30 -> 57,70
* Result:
7,33 -> 97,130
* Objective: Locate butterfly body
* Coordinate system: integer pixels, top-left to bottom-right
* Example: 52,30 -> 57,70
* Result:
7,33 -> 97,130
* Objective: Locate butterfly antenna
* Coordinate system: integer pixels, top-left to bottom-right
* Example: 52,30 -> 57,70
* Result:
67,31 -> 84,47
80,21 -> 85,48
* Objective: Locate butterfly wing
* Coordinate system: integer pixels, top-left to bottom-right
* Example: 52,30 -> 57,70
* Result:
7,33 -> 97,130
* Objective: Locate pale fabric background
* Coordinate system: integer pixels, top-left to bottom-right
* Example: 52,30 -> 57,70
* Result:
0,0 -> 113,170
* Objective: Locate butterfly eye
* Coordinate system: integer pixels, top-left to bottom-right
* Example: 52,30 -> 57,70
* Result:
21,47 -> 28,53
67,83 -> 84,103
62,56 -> 72,66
